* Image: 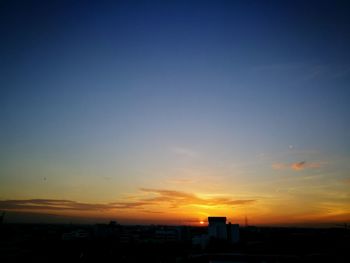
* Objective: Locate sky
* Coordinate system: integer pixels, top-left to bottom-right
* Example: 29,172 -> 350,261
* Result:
1,0 -> 350,226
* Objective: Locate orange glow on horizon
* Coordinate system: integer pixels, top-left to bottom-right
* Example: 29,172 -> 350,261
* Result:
2,186 -> 350,226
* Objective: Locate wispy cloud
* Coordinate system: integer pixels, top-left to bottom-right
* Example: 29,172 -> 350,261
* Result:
272,161 -> 322,171
0,199 -> 114,211
138,188 -> 256,208
291,161 -> 307,171
0,189 -> 256,213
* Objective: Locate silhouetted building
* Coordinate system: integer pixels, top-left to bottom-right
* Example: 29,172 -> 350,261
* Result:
62,229 -> 90,240
192,234 -> 209,249
177,226 -> 191,241
208,217 -> 227,240
155,227 -> 179,241
227,222 -> 240,243
93,221 -> 120,239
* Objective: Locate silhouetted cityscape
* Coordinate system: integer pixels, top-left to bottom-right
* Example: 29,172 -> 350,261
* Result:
1,216 -> 349,262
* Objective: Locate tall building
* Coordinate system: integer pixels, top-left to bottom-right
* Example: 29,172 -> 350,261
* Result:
227,222 -> 240,244
208,217 -> 227,240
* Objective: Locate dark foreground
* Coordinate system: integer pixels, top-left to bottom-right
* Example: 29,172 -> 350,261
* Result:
0,223 -> 349,262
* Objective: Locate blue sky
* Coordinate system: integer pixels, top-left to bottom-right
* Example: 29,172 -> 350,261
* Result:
1,0 -> 350,224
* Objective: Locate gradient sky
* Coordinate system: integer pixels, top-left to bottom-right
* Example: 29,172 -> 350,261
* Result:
1,0 -> 350,225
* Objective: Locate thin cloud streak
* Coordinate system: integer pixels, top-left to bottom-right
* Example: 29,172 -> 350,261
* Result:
272,161 -> 322,171
291,161 -> 307,171
139,188 -> 256,208
0,189 -> 256,213
0,199 -> 116,211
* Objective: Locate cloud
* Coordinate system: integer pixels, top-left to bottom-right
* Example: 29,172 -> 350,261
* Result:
0,189 -> 256,213
272,161 -> 322,171
292,161 -> 322,170
0,199 -> 115,211
139,188 -> 255,208
291,161 -> 306,171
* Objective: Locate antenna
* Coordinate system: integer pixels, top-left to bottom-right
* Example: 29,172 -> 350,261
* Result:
244,215 -> 248,227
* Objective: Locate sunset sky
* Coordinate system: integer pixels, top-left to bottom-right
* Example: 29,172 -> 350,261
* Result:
1,0 -> 350,226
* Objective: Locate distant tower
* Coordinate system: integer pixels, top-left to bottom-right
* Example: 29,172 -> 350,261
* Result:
208,217 -> 227,239
245,215 -> 248,227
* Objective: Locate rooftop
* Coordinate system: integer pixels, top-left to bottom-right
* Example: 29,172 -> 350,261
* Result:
208,217 -> 227,223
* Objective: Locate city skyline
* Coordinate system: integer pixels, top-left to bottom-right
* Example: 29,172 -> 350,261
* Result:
1,0 -> 350,226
